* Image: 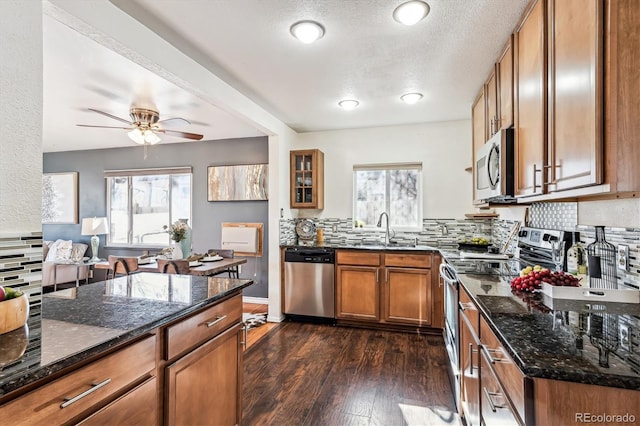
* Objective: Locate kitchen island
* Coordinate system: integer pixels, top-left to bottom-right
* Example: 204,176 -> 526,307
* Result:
0,272 -> 252,425
442,252 -> 640,425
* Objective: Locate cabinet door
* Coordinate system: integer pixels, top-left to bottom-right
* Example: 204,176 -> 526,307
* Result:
383,267 -> 432,326
485,69 -> 498,139
290,149 -> 324,209
547,0 -> 603,192
459,312 -> 481,426
514,0 -> 546,197
480,348 -> 521,426
79,377 -> 157,426
472,90 -> 487,204
336,265 -> 380,322
165,324 -> 242,426
498,37 -> 514,130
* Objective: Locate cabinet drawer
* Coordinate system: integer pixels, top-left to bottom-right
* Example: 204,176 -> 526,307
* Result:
336,251 -> 381,266
0,334 -> 156,426
459,286 -> 480,337
480,316 -> 525,423
79,376 -> 157,425
480,348 -> 522,426
384,253 -> 431,268
165,294 -> 242,360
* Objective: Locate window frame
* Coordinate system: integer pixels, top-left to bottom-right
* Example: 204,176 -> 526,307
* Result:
105,167 -> 192,248
352,162 -> 423,232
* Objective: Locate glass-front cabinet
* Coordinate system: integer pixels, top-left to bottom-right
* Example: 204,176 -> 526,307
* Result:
290,149 -> 324,209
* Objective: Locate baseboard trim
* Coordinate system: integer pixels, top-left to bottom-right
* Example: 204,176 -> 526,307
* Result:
243,296 -> 268,305
267,314 -> 284,323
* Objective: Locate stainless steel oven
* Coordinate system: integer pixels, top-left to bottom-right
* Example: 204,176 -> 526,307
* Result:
440,262 -> 460,410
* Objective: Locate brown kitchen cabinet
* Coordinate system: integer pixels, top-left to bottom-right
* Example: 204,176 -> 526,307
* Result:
514,0 -> 547,197
497,36 -> 514,131
480,348 -> 521,426
471,90 -> 487,205
459,287 -> 481,426
290,149 -> 324,209
0,334 -> 157,426
336,250 -> 439,331
165,324 -> 243,426
547,0 -> 604,192
485,69 -> 498,139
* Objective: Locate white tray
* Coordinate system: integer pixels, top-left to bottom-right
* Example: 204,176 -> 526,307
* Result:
540,282 -> 639,304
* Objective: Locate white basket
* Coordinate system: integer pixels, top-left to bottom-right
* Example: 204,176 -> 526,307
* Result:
540,282 -> 639,304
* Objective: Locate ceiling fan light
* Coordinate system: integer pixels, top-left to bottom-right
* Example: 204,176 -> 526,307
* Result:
127,128 -> 145,145
143,130 -> 161,145
290,20 -> 325,44
401,92 -> 423,104
393,1 -> 430,26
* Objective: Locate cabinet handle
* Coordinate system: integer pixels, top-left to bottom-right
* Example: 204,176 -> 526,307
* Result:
532,164 -> 542,190
205,315 -> 227,328
459,302 -> 475,312
240,323 -> 247,350
468,343 -> 478,372
483,386 -> 507,412
61,378 -> 111,408
483,345 -> 505,364
490,118 -> 494,135
385,269 -> 389,283
375,269 -> 380,284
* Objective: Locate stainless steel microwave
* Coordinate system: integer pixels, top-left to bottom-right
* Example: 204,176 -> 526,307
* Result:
475,128 -> 515,202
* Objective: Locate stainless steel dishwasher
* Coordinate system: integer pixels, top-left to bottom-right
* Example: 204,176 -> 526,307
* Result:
284,247 -> 335,320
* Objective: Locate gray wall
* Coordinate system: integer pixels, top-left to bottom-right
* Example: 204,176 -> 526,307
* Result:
43,136 -> 269,298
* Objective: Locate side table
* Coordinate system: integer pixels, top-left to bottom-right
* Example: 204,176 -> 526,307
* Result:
52,260 -> 99,291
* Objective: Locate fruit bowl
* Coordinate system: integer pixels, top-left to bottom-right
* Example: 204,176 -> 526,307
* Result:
0,293 -> 29,335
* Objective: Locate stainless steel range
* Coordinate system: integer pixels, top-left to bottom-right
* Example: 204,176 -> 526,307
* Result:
517,226 -> 576,271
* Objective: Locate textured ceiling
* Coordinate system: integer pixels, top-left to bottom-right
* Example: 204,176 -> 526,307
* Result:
43,0 -> 530,151
115,0 -> 530,132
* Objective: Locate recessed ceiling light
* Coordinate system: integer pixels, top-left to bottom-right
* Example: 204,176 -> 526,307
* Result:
290,20 -> 325,44
393,1 -> 430,26
401,93 -> 423,104
338,99 -> 359,110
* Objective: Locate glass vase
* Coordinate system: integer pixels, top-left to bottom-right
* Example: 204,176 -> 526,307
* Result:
586,226 -> 617,289
178,218 -> 192,258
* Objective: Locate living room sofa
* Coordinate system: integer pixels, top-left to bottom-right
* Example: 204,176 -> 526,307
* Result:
42,240 -> 89,288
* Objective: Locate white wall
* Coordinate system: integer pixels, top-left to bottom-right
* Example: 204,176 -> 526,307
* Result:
293,120 -> 474,219
578,198 -> 640,228
0,1 -> 43,234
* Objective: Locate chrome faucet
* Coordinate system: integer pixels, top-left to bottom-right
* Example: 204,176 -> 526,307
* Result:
377,212 -> 391,246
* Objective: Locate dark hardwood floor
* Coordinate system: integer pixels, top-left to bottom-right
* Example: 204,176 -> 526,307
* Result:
243,322 -> 460,426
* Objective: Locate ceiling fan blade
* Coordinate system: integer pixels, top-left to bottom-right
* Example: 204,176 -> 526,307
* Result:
87,108 -> 133,125
156,129 -> 204,140
76,124 -> 133,130
157,117 -> 191,126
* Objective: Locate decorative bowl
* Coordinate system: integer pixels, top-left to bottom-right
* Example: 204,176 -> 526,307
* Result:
0,293 -> 29,335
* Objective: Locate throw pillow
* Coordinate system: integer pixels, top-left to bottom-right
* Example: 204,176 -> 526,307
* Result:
54,240 -> 73,261
70,244 -> 87,261
44,240 -> 61,262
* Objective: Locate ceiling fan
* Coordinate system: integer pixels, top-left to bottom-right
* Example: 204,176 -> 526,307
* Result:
77,107 -> 204,145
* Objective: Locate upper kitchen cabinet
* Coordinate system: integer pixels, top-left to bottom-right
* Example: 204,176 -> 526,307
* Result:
290,149 -> 324,209
514,0 -> 547,197
547,0 -> 603,192
497,36 -> 514,130
485,69 -> 498,139
604,0 -> 640,195
471,90 -> 486,204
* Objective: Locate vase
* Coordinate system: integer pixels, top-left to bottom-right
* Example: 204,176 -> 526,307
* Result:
586,226 -> 616,289
178,218 -> 192,258
172,243 -> 183,260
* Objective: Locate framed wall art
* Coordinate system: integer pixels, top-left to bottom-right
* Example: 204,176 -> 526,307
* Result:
207,164 -> 268,201
42,172 -> 79,224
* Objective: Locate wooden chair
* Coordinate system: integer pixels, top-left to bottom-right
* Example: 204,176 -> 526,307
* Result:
157,259 -> 190,275
207,248 -> 238,278
107,255 -> 139,279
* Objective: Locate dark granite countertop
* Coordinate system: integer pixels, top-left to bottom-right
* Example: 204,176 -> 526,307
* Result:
441,252 -> 640,390
0,273 -> 252,397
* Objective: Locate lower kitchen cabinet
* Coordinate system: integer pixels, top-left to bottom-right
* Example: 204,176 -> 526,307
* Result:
459,288 -> 481,426
79,377 -> 158,426
336,250 -> 440,331
480,347 -> 521,426
165,323 -> 243,426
